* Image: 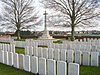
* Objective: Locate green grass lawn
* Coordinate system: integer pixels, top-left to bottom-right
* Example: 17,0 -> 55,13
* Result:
0,42 -> 10,44
14,39 -> 25,41
15,47 -> 25,54
0,63 -> 36,75
80,66 -> 100,75
0,63 -> 100,75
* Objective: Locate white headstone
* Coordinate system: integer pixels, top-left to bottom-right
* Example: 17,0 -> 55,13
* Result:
29,46 -> 33,56
31,56 -> 38,74
8,52 -> 13,66
75,51 -> 82,64
39,58 -> 46,75
38,48 -> 43,58
25,46 -> 29,55
48,48 -> 54,59
19,54 -> 24,69
2,44 -> 5,51
4,51 -> 9,65
12,44 -> 15,53
60,50 -> 67,61
48,59 -> 56,75
82,51 -> 90,66
4,44 -> 8,51
13,53 -> 19,68
7,44 -> 10,52
91,52 -> 99,67
91,46 -> 97,52
0,50 -> 4,63
24,55 -> 31,72
97,46 -> 100,56
0,44 -> 2,50
54,49 -> 60,61
33,47 -> 38,57
67,50 -> 74,63
9,44 -> 13,52
57,61 -> 67,75
43,48 -> 48,59
68,63 -> 79,75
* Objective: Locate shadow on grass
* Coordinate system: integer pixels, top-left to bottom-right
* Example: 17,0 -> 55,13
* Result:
0,63 -> 36,75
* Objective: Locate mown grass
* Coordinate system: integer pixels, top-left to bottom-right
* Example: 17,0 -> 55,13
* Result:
53,40 -> 62,44
38,45 -> 48,48
0,42 -> 10,44
15,47 -> 25,54
14,38 -> 38,41
0,63 -> 36,75
80,66 -> 100,75
14,39 -> 25,41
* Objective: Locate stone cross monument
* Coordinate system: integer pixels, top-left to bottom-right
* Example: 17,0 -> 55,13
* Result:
44,11 -> 47,31
39,11 -> 53,39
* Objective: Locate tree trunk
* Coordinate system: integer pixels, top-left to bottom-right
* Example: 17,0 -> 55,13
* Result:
17,29 -> 21,40
71,26 -> 75,41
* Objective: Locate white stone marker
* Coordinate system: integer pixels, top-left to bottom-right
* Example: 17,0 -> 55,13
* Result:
39,58 -> 46,75
91,52 -> 99,67
57,61 -> 67,75
24,55 -> 31,72
75,51 -> 82,64
8,52 -> 13,66
48,59 -> 56,75
12,44 -> 15,53
29,46 -> 33,56
83,51 -> 90,66
68,63 -> 79,75
2,44 -> 5,51
67,50 -> 74,63
0,44 -> 2,50
38,48 -> 43,58
19,54 -> 24,69
97,46 -> 100,56
4,44 -> 8,51
54,49 -> 60,61
33,47 -> 38,57
43,48 -> 48,59
48,48 -> 54,59
0,50 -> 4,63
25,46 -> 29,55
31,56 -> 38,74
4,51 -> 9,65
91,46 -> 97,52
60,50 -> 67,61
13,53 -> 19,68
7,44 -> 10,52
9,44 -> 13,52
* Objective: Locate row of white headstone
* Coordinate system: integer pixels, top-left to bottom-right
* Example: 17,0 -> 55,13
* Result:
10,39 -> 100,54
0,50 -> 79,75
0,44 -> 15,53
0,38 -> 13,43
1,38 -> 100,46
25,47 -> 99,67
1,38 -> 100,53
0,43 -> 99,67
0,42 -> 99,55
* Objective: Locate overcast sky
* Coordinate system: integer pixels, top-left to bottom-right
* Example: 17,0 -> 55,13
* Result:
0,0 -> 100,31
34,0 -> 100,31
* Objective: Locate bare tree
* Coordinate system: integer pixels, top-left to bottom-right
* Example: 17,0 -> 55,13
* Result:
0,0 -> 39,39
41,0 -> 100,41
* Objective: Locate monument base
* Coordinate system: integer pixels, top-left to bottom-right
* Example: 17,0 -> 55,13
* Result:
39,30 -> 53,39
